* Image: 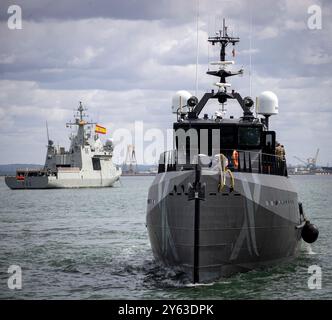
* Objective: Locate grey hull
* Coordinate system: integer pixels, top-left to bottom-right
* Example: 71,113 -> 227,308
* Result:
5,176 -> 49,189
146,170 -> 303,283
5,175 -> 120,189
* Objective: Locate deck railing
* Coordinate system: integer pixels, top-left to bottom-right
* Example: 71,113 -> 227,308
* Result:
158,149 -> 287,177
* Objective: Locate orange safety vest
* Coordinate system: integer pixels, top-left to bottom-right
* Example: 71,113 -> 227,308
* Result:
232,150 -> 239,169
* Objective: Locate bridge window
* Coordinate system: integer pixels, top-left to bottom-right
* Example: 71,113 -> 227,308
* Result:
92,158 -> 101,170
238,126 -> 261,147
220,126 -> 235,147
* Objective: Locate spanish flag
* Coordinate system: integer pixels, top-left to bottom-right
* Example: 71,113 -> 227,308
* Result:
95,124 -> 107,134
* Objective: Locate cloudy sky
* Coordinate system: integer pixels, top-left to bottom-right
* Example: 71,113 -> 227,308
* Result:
0,0 -> 331,165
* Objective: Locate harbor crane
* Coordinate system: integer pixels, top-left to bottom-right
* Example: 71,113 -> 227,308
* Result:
293,148 -> 319,170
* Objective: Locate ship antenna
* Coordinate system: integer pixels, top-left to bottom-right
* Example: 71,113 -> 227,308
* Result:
78,101 -> 84,121
46,120 -> 50,144
195,0 -> 200,96
207,15 -> 210,70
249,10 -> 253,97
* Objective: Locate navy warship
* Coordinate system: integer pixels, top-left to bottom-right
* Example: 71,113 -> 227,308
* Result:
5,102 -> 121,189
146,21 -> 318,283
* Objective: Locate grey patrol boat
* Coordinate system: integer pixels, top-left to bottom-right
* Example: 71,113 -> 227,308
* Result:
5,102 -> 121,189
146,21 -> 318,283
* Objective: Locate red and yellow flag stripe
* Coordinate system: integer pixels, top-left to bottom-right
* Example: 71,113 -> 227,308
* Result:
95,124 -> 107,134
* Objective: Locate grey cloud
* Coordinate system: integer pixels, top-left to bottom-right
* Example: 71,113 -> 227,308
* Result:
0,0 -> 197,22
0,0 -> 331,164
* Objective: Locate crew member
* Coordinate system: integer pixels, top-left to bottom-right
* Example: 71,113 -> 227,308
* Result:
280,145 -> 286,160
275,143 -> 283,159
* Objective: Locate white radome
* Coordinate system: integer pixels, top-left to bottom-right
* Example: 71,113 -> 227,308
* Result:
172,90 -> 192,114
256,91 -> 279,116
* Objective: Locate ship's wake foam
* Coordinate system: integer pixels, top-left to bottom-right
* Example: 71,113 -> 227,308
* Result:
305,244 -> 316,255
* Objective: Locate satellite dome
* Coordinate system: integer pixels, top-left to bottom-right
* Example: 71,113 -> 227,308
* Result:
256,91 -> 279,116
172,90 -> 192,114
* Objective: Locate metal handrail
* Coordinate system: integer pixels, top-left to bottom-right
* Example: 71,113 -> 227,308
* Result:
158,149 -> 287,177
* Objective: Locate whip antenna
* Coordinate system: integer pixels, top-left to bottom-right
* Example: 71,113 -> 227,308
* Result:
46,120 -> 50,144
249,9 -> 253,97
195,0 -> 200,96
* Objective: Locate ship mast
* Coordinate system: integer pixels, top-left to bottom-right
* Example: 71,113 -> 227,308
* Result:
207,18 -> 241,84
66,101 -> 96,146
190,19 -> 254,121
77,101 -> 84,122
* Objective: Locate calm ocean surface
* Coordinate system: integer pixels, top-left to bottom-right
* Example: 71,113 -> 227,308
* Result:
0,175 -> 331,299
